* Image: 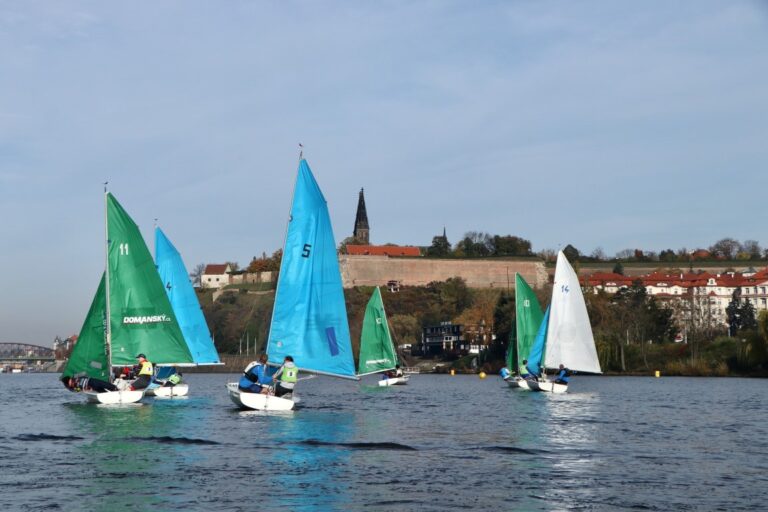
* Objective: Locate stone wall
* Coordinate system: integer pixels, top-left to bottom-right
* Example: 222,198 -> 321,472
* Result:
339,255 -> 548,289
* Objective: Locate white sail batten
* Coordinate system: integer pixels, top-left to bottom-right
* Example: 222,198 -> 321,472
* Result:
543,251 -> 602,374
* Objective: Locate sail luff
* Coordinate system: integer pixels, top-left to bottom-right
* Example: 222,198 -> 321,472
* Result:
543,251 -> 602,374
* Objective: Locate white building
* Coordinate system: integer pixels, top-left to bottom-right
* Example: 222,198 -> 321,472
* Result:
201,264 -> 232,289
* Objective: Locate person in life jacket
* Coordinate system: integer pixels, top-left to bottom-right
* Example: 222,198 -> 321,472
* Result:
162,368 -> 182,387
499,366 -> 511,380
238,354 -> 273,394
61,375 -> 116,393
554,364 -> 572,385
272,355 -> 298,397
519,359 -> 531,379
131,354 -> 153,390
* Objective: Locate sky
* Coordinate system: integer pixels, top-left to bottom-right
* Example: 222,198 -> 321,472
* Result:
1,1 -> 767,344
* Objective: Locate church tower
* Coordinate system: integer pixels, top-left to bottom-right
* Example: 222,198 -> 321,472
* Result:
353,188 -> 370,243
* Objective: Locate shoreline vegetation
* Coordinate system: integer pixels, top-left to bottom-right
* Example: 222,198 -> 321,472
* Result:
186,277 -> 768,379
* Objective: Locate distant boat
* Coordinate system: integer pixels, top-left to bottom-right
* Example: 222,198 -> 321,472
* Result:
227,157 -> 358,410
357,287 -> 408,386
528,251 -> 602,393
147,227 -> 223,398
61,192 -> 194,404
507,273 -> 544,390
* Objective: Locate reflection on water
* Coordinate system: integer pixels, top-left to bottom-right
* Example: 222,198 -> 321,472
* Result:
1,373 -> 767,511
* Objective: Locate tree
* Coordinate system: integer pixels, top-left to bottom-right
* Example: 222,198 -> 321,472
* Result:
190,263 -> 206,286
455,231 -> 492,258
612,261 -> 624,275
615,248 -> 634,260
659,249 -> 677,262
426,233 -> 451,257
590,247 -> 607,261
709,238 -> 741,260
247,250 -> 282,272
562,244 -> 580,262
742,240 -> 762,260
491,235 -> 533,257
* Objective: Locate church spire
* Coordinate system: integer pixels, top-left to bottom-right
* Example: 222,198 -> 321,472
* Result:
353,188 -> 369,243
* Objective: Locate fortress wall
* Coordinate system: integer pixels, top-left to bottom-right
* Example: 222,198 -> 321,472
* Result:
339,256 -> 548,289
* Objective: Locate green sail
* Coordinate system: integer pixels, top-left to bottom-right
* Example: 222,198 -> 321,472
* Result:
106,193 -> 193,366
61,274 -> 110,381
357,287 -> 398,376
514,273 -> 543,372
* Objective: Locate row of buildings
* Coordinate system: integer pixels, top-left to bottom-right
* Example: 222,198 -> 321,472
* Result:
584,267 -> 768,328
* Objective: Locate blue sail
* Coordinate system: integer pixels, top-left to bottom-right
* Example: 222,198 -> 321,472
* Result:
526,306 -> 550,377
266,159 -> 356,379
155,227 -> 221,365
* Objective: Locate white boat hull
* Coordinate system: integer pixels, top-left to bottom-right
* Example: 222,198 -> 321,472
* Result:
378,376 -> 409,387
506,377 -> 531,390
84,389 -> 145,404
146,383 -> 189,398
528,379 -> 568,393
226,382 -> 294,411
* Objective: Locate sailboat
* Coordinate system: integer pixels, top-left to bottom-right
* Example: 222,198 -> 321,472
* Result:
528,251 -> 601,393
506,273 -> 544,390
146,227 -> 223,397
61,191 -> 195,404
227,157 -> 358,411
357,287 -> 407,386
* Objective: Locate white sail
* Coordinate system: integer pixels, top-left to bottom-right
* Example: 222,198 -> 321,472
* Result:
543,251 -> 602,374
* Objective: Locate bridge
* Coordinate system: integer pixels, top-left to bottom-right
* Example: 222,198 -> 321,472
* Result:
0,343 -> 57,372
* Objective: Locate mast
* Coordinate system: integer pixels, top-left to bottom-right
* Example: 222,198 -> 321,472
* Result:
265,145 -> 303,363
513,272 -> 520,373
103,183 -> 113,382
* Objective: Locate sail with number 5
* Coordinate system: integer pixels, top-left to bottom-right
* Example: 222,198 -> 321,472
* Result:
266,158 -> 357,379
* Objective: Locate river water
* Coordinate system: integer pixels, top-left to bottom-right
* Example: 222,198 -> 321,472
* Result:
0,373 -> 765,511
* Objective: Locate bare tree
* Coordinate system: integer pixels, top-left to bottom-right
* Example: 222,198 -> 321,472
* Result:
190,263 -> 206,286
709,238 -> 742,260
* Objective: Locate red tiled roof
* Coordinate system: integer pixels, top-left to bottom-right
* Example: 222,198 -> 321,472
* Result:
346,245 -> 421,257
585,266 -> 768,292
204,264 -> 230,274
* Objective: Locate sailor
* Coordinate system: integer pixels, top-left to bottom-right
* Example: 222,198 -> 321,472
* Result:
238,354 -> 272,394
163,369 -> 182,387
519,359 -> 531,379
394,364 -> 404,377
272,355 -> 298,397
554,364 -> 572,385
499,366 -> 511,380
131,354 -> 153,390
61,375 -> 116,393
